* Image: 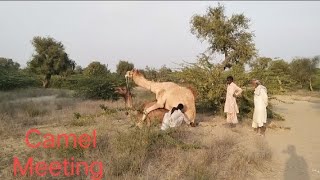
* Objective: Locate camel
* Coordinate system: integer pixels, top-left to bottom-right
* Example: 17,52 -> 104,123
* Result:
114,86 -> 133,108
115,86 -> 168,125
125,69 -> 197,126
137,101 -> 168,126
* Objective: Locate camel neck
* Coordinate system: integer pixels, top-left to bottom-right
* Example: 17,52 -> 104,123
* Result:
133,75 -> 155,92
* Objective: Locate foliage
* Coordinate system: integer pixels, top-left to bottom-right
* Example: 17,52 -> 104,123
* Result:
0,72 -> 39,91
0,57 -> 20,73
83,61 -> 110,77
289,56 -> 320,91
116,60 -> 134,77
0,58 -> 39,91
27,36 -> 75,88
50,73 -> 125,100
177,55 -> 292,119
249,57 -> 296,94
140,65 -> 177,82
314,68 -> 320,90
177,55 -> 226,112
191,4 -> 256,68
74,65 -> 83,74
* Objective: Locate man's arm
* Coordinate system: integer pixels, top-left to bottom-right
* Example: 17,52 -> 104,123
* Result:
180,113 -> 191,125
234,84 -> 243,97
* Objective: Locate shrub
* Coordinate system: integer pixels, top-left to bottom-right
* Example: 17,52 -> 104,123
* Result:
50,73 -> 125,100
0,72 -> 39,91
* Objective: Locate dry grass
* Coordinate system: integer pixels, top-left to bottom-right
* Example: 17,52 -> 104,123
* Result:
0,88 -> 274,180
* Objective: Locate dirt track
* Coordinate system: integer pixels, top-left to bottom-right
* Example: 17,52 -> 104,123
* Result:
266,95 -> 320,180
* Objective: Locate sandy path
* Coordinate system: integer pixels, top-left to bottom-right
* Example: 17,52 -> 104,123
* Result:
266,95 -> 320,180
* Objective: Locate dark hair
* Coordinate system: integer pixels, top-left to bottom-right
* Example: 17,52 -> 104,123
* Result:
227,76 -> 233,81
171,103 -> 184,114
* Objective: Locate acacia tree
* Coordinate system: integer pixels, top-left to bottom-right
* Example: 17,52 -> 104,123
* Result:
28,36 -> 75,88
191,4 -> 256,69
290,56 -> 320,91
116,60 -> 134,77
83,61 -> 110,77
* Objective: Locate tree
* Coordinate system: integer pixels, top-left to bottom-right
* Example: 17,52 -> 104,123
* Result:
268,59 -> 293,92
0,57 -> 20,73
27,36 -> 75,88
290,56 -> 320,91
74,65 -> 83,74
83,61 -> 110,77
143,66 -> 158,81
191,4 -> 256,69
116,60 -> 134,77
158,65 -> 173,81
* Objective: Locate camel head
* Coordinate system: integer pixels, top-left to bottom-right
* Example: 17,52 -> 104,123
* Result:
125,69 -> 143,80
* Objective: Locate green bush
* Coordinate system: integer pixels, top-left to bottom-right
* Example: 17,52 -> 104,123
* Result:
0,71 -> 40,91
50,73 -> 126,100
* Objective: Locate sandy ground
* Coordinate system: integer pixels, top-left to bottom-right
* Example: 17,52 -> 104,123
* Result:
266,95 -> 320,180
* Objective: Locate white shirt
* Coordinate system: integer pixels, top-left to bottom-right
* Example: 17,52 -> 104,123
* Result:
161,109 -> 190,130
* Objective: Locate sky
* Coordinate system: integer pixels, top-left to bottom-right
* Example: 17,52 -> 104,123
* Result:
0,1 -> 319,71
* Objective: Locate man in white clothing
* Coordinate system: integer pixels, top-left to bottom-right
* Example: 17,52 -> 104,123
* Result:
161,104 -> 193,130
251,79 -> 268,136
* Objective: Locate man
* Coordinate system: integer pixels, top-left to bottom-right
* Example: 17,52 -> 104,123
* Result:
224,76 -> 243,128
251,79 -> 268,136
161,104 -> 194,130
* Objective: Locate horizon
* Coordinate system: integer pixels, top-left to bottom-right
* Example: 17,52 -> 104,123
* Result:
0,1 -> 319,71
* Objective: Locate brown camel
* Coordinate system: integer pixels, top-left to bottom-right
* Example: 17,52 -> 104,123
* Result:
125,69 -> 196,126
137,101 -> 168,126
115,86 -> 167,125
114,86 -> 133,108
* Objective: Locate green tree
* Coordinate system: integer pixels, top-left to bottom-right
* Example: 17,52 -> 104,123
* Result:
0,57 -> 20,72
158,65 -> 173,81
290,56 -> 320,91
143,66 -> 158,81
191,4 -> 256,69
83,61 -> 110,77
27,36 -> 75,88
178,55 -> 225,110
74,65 -> 83,74
116,60 -> 134,77
269,59 -> 294,91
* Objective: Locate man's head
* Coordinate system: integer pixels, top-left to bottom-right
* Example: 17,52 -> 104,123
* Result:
251,79 -> 261,88
177,104 -> 184,111
226,76 -> 234,85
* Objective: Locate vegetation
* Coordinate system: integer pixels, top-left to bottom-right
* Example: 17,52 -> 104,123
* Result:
191,4 -> 256,69
0,89 -> 273,179
83,61 -> 110,77
0,4 -> 318,107
1,4 -> 320,180
116,60 -> 134,77
27,36 -> 75,88
289,56 -> 320,91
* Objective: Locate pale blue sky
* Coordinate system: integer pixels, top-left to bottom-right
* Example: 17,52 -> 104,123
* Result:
0,1 -> 319,71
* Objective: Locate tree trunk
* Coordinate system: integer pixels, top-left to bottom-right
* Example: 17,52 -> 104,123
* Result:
309,77 -> 313,91
277,76 -> 284,92
42,74 -> 51,88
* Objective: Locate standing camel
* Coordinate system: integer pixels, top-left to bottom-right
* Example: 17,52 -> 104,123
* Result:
125,69 -> 196,126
